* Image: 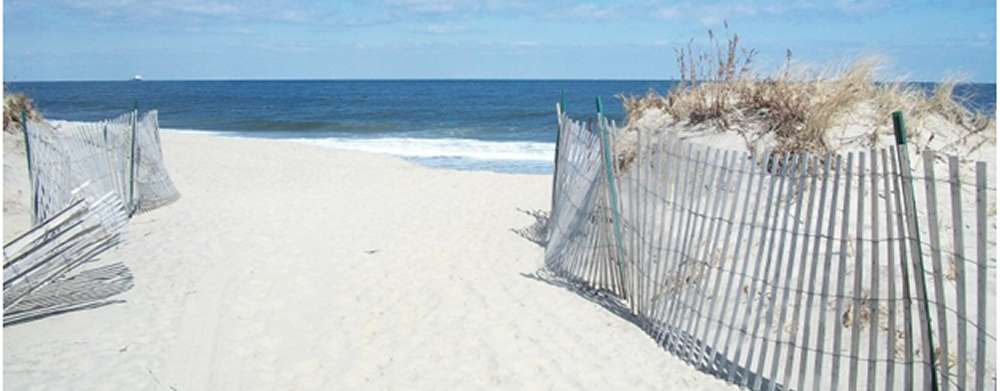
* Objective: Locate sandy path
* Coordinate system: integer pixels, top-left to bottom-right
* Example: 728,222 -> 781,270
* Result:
4,132 -> 734,390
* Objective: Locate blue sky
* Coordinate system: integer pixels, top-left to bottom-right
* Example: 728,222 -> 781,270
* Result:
4,0 -> 996,82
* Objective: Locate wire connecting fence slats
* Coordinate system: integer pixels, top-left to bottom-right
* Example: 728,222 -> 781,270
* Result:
545,111 -> 995,391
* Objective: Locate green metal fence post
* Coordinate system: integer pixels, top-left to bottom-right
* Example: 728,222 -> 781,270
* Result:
560,89 -> 567,115
21,111 -> 37,223
893,110 -> 939,391
596,96 -> 628,296
892,111 -> 908,145
128,100 -> 138,216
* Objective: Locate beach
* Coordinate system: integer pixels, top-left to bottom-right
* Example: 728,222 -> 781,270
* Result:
3,131 -> 735,390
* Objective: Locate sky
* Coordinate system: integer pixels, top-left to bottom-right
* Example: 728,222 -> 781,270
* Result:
3,0 -> 997,82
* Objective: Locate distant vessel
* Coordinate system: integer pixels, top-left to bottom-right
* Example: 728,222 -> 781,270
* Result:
132,75 -> 143,81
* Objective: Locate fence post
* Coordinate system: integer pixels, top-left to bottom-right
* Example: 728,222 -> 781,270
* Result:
560,89 -> 567,115
596,96 -> 628,297
549,92 -> 565,228
20,110 -> 37,223
893,111 -> 939,391
129,100 -> 138,216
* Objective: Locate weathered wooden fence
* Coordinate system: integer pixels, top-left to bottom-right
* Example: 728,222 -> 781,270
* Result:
545,106 -> 995,390
22,109 -> 180,224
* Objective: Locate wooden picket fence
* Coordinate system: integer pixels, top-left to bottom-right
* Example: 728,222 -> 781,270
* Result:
545,106 -> 995,390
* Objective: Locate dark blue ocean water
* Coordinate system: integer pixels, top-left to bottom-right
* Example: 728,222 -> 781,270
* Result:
6,80 -> 995,174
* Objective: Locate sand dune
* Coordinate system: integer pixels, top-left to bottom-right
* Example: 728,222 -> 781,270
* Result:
4,132 -> 734,390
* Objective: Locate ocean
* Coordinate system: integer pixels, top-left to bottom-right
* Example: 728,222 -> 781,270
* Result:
6,80 -> 996,174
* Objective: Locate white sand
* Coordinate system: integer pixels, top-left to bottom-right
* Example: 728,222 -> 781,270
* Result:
3,132 -> 735,390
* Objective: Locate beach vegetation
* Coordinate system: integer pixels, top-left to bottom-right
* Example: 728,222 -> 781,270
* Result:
621,25 -> 995,160
4,91 -> 43,132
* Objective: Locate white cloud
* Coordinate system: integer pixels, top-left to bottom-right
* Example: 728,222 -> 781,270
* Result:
383,0 -> 530,16
655,6 -> 680,19
834,0 -> 890,13
424,23 -> 471,34
562,3 -> 620,20
650,1 -> 888,23
50,0 -> 324,23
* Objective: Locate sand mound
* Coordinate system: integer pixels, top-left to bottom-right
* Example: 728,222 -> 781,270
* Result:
613,28 -> 995,167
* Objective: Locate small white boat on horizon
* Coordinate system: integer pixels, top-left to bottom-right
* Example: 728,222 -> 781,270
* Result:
132,75 -> 143,81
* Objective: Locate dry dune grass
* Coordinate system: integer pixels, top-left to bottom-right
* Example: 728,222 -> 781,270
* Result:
621,26 -> 995,159
4,92 -> 43,132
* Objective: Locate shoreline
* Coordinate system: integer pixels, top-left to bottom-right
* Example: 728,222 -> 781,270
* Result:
47,119 -> 559,176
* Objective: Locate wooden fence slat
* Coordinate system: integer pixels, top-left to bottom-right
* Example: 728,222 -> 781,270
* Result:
664,148 -> 714,353
691,151 -> 743,365
732,154 -> 787,386
812,154 -> 844,391
638,132 -> 655,317
652,141 -> 691,328
662,146 -> 710,348
627,126 -> 641,312
888,147 -> 915,390
945,155 -> 968,390
690,151 -> 739,367
767,155 -> 811,391
897,145 -> 936,390
749,154 -> 798,390
793,154 -> 833,391
650,138 -> 680,331
635,136 -> 652,318
653,144 -> 696,345
782,154 -> 824,389
848,152 -> 867,390
697,152 -> 750,371
721,151 -> 773,382
676,150 -> 726,362
974,161 -> 987,391
921,151 -> 951,391
829,152 -> 856,391
880,150 -> 899,391
641,131 -> 657,317
866,149 -> 881,391
709,150 -> 761,373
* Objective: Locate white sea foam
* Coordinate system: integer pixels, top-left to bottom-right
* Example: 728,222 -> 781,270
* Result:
291,137 -> 555,162
57,121 -> 553,163
165,126 -> 557,173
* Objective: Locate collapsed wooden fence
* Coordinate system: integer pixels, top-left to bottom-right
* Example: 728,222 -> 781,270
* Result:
545,105 -> 995,390
4,185 -> 130,324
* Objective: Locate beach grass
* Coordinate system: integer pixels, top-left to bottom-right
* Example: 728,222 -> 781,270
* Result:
622,26 -> 995,157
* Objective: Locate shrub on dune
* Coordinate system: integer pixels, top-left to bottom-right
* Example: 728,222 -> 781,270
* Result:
4,92 -> 43,133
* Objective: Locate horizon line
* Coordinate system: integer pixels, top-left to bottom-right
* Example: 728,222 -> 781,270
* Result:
5,77 -> 998,84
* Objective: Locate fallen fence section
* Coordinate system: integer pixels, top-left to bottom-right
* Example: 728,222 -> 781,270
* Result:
3,185 -> 129,322
4,262 -> 134,326
23,110 -> 180,224
545,112 -> 995,391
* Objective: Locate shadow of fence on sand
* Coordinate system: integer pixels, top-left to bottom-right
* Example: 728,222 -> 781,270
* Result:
510,209 -> 549,247
521,270 -> 786,391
